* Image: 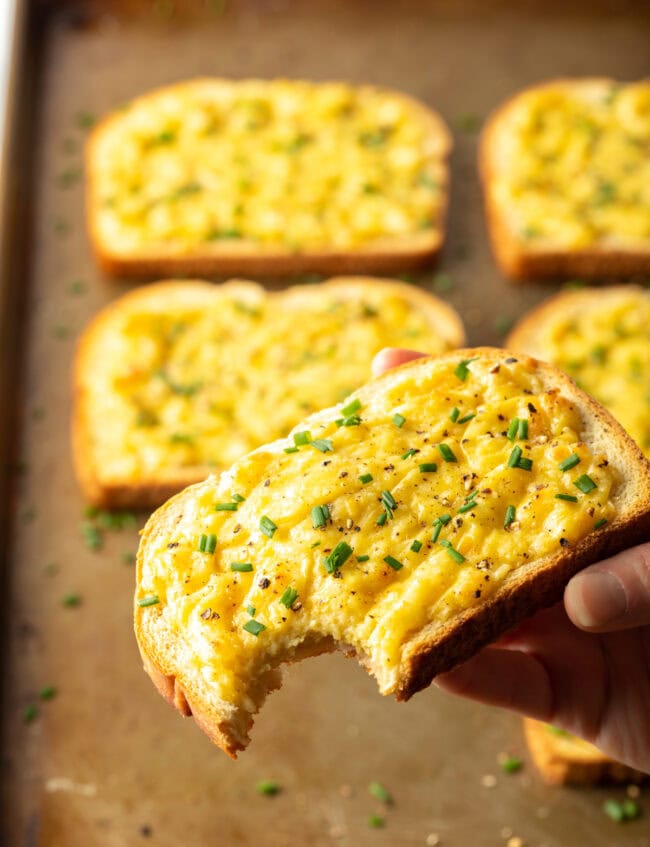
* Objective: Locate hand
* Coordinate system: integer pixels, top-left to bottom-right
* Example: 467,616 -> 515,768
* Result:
372,348 -> 650,774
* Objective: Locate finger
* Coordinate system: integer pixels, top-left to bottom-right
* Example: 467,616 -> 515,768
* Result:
371,347 -> 426,378
564,542 -> 650,632
435,647 -> 553,722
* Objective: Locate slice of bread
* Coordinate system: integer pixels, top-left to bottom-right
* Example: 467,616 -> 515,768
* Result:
523,718 -> 647,785
73,276 -> 464,509
135,348 -> 650,757
481,78 -> 650,281
87,78 -> 451,278
507,285 -> 650,458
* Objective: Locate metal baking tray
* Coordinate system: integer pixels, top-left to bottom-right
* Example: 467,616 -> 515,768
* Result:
2,1 -> 649,844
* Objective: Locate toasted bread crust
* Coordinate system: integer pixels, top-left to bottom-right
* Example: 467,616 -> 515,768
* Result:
135,348 -> 650,756
523,718 -> 648,785
480,78 -> 650,282
72,276 -> 465,509
87,78 -> 452,278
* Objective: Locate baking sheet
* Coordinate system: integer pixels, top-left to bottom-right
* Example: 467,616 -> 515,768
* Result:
2,1 -> 650,844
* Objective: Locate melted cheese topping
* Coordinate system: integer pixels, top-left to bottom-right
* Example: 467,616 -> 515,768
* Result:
490,81 -> 650,248
138,355 -> 617,702
87,284 -> 455,478
535,289 -> 650,456
92,80 -> 447,254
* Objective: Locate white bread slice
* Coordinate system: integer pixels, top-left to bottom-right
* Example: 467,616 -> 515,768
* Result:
523,718 -> 647,786
86,78 -> 451,278
72,276 -> 464,509
135,348 -> 650,757
506,285 -> 650,458
481,78 -> 650,281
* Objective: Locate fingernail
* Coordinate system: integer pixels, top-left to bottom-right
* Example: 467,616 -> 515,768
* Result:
570,571 -> 627,629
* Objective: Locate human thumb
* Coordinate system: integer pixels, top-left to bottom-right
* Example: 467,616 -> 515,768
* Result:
564,542 -> 650,632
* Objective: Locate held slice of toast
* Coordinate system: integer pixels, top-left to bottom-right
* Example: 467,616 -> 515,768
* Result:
87,78 -> 451,278
523,718 -> 648,786
72,276 -> 464,509
135,348 -> 650,757
481,78 -> 650,281
507,285 -> 650,458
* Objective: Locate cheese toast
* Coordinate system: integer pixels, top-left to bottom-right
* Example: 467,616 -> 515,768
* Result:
135,348 -> 650,757
73,277 -> 464,508
524,718 -> 647,785
87,79 -> 451,277
481,79 -> 650,280
507,286 -> 650,457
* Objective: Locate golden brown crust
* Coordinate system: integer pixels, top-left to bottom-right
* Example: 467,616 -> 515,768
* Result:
87,78 -> 451,278
72,276 -> 465,509
135,347 -> 650,756
523,718 -> 648,785
479,78 -> 650,282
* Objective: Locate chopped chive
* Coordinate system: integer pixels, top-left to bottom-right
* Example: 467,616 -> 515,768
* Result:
311,504 -> 330,528
507,446 -> 522,468
381,490 -> 396,511
24,704 -> 38,723
454,357 -> 478,381
341,398 -> 361,416
507,418 -> 519,441
517,457 -> 533,471
431,523 -> 443,543
215,502 -> 238,511
311,438 -> 333,453
376,512 -> 388,526
198,533 -> 217,554
256,778 -> 281,796
504,505 -> 516,528
337,414 -> 361,427
369,781 -> 392,804
518,419 -> 529,440
458,413 -> 476,424
359,473 -> 373,484
323,541 -> 353,574
246,605 -> 256,616
574,474 -> 597,494
62,593 -> 81,607
231,562 -> 254,572
410,540 -> 422,553
284,446 -> 299,454
368,814 -> 384,829
439,539 -> 466,563
555,493 -> 578,503
450,407 -> 460,423
356,554 -> 370,563
232,493 -> 245,503
464,489 -> 478,502
458,497 -> 479,514
384,555 -> 403,571
500,756 -> 523,774
310,541 -> 321,548
559,453 -> 581,472
138,595 -> 160,607
243,619 -> 266,637
260,516 -> 277,538
594,518 -> 608,529
436,514 -> 452,525
438,443 -> 457,462
419,462 -> 438,473
401,448 -> 417,460
293,431 -> 311,446
39,685 -> 57,701
256,779 -> 281,796
392,413 -> 406,428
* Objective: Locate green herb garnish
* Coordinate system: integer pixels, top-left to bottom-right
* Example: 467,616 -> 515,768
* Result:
341,398 -> 361,416
518,419 -> 528,440
368,814 -> 385,829
311,438 -> 333,453
62,593 -> 81,607
401,448 -> 417,460
555,493 -> 578,503
356,554 -> 370,563
24,704 -> 38,723
311,504 -> 330,528
280,587 -> 298,608
323,541 -> 353,574
369,781 -> 393,804
260,516 -> 277,538
359,473 -> 373,484
39,685 -> 57,701
138,596 -> 160,607
574,474 -> 597,494
376,512 -> 388,526
507,418 -> 519,441
458,413 -> 476,424
392,413 -> 406,428
504,505 -> 516,528
594,518 -> 608,529
450,407 -> 460,423
419,462 -> 438,473
454,357 -> 478,381
256,779 -> 280,796
198,533 -> 217,554
243,620 -> 266,637
410,540 -> 423,553
500,756 -> 523,774
507,446 -> 522,468
246,605 -> 256,616
284,446 -> 299,453
559,453 -> 581,472
231,562 -> 253,572
439,539 -> 466,563
215,502 -> 238,511
384,555 -> 403,571
438,443 -> 457,462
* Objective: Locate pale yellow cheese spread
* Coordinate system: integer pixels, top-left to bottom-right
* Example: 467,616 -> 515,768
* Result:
539,290 -> 650,456
491,81 -> 650,248
88,284 -> 455,478
92,80 -> 447,253
138,355 -> 616,700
